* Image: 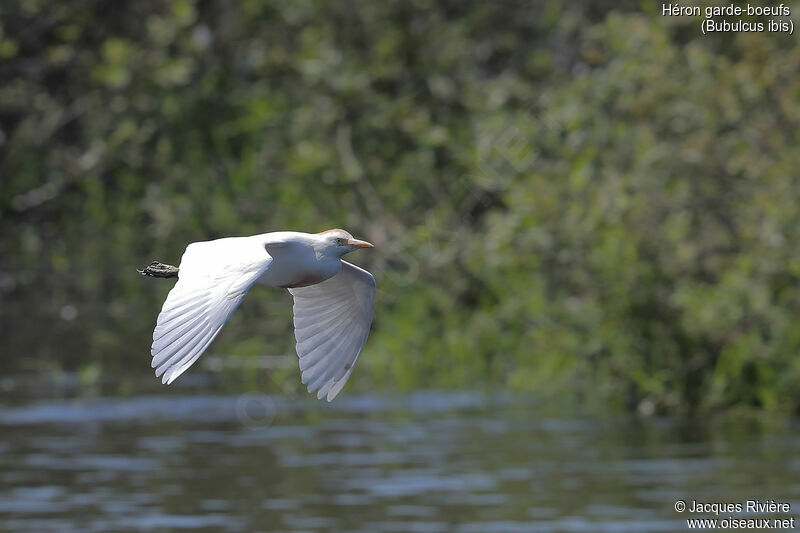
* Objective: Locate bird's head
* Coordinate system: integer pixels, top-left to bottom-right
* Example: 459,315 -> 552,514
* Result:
317,228 -> 374,257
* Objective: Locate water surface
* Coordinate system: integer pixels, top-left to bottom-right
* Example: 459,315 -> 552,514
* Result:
1,391 -> 798,532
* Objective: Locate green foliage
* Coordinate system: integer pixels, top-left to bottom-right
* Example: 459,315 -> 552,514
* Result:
1,1 -> 799,413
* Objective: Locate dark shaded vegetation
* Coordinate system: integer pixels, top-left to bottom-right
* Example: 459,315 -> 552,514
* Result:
2,0 -> 799,413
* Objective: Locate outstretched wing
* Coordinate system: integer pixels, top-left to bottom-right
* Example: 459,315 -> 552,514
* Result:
151,237 -> 272,384
289,261 -> 376,401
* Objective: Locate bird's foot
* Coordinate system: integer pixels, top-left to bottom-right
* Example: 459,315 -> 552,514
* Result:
137,261 -> 179,278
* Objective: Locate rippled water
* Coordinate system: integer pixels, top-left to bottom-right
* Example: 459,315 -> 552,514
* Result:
1,390 -> 799,532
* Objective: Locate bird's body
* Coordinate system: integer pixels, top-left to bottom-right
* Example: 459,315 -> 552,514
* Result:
257,232 -> 342,288
143,229 -> 375,401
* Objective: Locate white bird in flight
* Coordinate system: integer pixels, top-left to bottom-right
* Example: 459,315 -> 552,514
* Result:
139,229 -> 376,401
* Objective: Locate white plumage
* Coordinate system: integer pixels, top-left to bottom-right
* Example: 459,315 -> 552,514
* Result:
290,261 -> 375,400
148,229 -> 375,401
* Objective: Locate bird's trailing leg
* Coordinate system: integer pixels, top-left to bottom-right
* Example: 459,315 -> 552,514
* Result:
138,261 -> 179,278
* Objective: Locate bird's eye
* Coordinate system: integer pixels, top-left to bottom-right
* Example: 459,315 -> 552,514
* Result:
336,238 -> 348,246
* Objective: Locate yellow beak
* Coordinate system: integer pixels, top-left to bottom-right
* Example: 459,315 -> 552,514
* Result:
347,239 -> 374,249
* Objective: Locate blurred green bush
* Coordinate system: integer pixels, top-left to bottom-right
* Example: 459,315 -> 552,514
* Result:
2,0 -> 799,413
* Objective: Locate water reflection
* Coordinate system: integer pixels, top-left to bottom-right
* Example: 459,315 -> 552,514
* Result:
0,391 -> 798,532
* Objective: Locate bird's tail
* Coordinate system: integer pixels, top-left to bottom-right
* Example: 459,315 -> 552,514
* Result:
138,261 -> 179,278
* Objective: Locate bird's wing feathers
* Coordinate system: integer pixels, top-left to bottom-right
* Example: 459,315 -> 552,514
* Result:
151,238 -> 272,384
289,261 -> 376,401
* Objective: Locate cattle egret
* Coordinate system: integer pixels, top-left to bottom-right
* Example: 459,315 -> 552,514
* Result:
138,229 -> 375,401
